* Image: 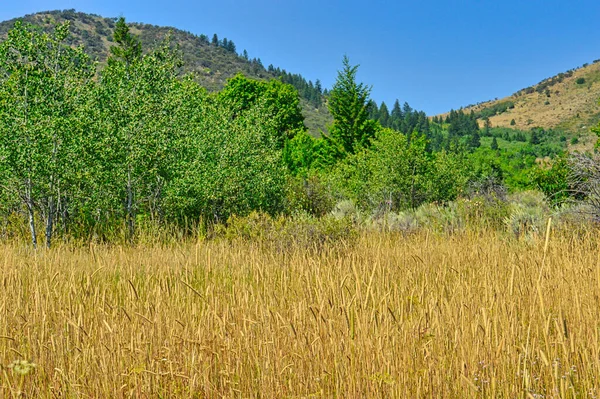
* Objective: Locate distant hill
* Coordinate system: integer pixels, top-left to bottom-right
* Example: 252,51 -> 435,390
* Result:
449,61 -> 600,151
0,9 -> 332,136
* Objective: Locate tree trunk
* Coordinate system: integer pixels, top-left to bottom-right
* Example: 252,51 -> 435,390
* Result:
45,195 -> 54,249
126,168 -> 134,241
26,179 -> 37,249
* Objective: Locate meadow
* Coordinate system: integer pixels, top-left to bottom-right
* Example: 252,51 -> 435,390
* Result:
2,223 -> 600,398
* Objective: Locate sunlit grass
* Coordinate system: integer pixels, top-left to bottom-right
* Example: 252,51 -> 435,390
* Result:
1,227 -> 599,397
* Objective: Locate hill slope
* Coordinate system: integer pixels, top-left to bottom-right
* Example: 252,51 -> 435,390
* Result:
0,9 -> 332,135
456,61 -> 600,149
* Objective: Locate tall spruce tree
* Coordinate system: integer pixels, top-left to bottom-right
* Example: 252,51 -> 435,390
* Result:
323,56 -> 378,161
379,101 -> 390,127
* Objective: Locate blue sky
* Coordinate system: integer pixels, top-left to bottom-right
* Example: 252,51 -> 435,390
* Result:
2,1 -> 600,115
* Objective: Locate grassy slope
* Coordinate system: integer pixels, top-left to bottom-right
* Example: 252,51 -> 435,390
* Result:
454,62 -> 600,151
0,9 -> 331,136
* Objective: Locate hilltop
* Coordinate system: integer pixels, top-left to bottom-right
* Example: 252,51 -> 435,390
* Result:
453,61 -> 600,150
0,9 -> 332,135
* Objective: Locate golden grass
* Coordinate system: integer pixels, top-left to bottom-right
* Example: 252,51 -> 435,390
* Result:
1,229 -> 600,397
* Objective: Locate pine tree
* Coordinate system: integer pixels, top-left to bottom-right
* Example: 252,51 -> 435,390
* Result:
367,99 -> 379,121
483,117 -> 491,136
390,99 -> 403,131
469,132 -> 481,149
530,130 -> 540,145
212,33 -> 219,46
110,17 -> 141,64
491,136 -> 499,150
379,101 -> 390,127
323,56 -> 378,159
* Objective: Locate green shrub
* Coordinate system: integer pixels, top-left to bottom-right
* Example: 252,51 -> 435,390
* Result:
504,191 -> 549,239
216,211 -> 358,250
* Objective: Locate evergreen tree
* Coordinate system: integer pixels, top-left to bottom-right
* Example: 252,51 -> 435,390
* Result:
212,33 -> 218,46
315,79 -> 323,95
530,129 -> 541,145
483,117 -> 491,137
323,56 -> 378,161
469,132 -> 481,149
378,101 -> 390,127
367,99 -> 379,121
110,17 -> 141,64
491,136 -> 499,150
390,99 -> 403,130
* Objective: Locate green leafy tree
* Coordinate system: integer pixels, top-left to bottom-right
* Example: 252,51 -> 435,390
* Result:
323,56 -> 378,162
282,131 -> 317,176
0,21 -> 95,248
218,74 -> 305,148
92,23 -> 182,240
483,117 -> 491,137
164,92 -> 288,223
532,156 -> 570,205
330,130 -> 438,211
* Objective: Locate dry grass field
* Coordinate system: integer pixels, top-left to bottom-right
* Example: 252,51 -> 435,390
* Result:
1,228 -> 600,398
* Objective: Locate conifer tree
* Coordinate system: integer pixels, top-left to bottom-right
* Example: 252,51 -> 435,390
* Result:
323,56 -> 378,161
491,136 -> 499,150
110,17 -> 141,64
379,101 -> 390,127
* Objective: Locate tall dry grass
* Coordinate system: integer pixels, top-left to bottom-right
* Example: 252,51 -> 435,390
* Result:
1,228 -> 600,397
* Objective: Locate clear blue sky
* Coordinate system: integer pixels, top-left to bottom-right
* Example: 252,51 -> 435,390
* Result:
2,1 -> 600,115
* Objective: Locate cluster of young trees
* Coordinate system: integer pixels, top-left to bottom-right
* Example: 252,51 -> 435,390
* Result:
0,18 -> 582,247
0,19 -> 299,247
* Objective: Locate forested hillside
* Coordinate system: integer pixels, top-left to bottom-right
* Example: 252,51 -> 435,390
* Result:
0,9 -> 331,135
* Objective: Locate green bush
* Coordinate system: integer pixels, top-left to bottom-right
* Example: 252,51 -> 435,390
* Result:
216,211 -> 358,250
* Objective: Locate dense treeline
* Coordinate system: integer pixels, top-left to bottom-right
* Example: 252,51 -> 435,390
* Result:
0,19 -> 589,247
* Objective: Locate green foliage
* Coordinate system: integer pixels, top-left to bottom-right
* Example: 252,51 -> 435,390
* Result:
283,131 -> 318,176
531,156 -> 571,205
110,17 -> 141,63
323,56 -> 379,162
0,20 -> 95,247
163,92 -> 289,224
328,129 -> 468,211
219,74 -> 305,148
475,101 -> 515,119
491,136 -> 499,150
0,16 -> 584,246
576,77 -> 586,85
